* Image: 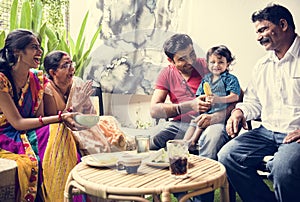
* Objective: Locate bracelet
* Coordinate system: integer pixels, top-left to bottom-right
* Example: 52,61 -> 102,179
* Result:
176,103 -> 181,115
58,111 -> 63,122
38,115 -> 45,125
231,108 -> 244,115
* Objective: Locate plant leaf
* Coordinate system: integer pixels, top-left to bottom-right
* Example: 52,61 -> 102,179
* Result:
75,11 -> 89,53
19,0 -> 31,29
0,32 -> 6,49
45,27 -> 59,51
9,0 -> 19,31
32,0 -> 43,32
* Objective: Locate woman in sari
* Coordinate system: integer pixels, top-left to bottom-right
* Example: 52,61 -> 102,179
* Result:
43,50 -> 127,154
0,29 -> 81,202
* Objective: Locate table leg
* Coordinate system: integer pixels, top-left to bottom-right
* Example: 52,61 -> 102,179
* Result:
161,190 -> 171,202
220,178 -> 229,202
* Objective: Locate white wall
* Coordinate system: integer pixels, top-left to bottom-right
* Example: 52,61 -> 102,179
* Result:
175,0 -> 300,88
70,0 -> 300,127
70,0 -> 300,89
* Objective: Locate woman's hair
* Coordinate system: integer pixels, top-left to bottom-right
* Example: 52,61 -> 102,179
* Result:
0,29 -> 38,105
251,4 -> 295,31
206,45 -> 235,65
0,29 -> 37,72
44,50 -> 67,80
163,34 -> 193,61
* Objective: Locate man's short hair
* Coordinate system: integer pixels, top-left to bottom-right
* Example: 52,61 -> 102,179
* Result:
163,34 -> 193,61
251,4 -> 295,31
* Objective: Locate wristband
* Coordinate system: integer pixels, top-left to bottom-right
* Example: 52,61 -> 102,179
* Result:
231,108 -> 243,115
58,111 -> 63,122
38,115 -> 44,125
176,103 -> 181,115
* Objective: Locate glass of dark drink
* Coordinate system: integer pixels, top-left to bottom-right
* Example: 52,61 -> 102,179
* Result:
167,140 -> 189,179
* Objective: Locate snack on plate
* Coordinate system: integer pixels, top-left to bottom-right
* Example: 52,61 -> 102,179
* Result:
203,82 -> 212,96
97,116 -> 126,151
149,148 -> 169,163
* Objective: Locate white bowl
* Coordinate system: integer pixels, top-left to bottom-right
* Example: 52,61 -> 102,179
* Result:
74,114 -> 100,128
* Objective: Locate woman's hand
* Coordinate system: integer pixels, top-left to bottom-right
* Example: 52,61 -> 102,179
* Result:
72,80 -> 95,112
61,112 -> 88,131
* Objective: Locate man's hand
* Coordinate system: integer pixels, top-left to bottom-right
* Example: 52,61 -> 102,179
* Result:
283,129 -> 300,143
192,95 -> 211,113
226,109 -> 248,138
194,114 -> 212,129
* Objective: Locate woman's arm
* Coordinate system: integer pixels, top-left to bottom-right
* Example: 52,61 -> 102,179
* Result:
43,93 -> 58,116
0,91 -> 76,131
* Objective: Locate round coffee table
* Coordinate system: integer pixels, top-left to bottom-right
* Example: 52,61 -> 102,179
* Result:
64,154 -> 229,202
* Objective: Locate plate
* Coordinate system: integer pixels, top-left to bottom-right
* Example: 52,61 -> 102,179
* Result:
81,152 -> 123,167
144,159 -> 169,168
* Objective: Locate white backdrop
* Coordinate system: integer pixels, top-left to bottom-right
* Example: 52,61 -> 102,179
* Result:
70,0 -> 300,127
70,0 -> 300,89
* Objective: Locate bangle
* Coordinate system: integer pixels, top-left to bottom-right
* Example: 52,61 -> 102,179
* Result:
231,108 -> 243,115
58,111 -> 63,122
38,115 -> 44,125
176,103 -> 181,115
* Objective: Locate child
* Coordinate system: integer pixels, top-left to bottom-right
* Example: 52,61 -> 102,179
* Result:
184,45 -> 241,148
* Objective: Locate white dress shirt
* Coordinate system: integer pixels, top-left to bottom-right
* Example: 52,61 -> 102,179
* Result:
237,35 -> 300,133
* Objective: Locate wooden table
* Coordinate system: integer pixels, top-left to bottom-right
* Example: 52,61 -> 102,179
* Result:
64,154 -> 229,202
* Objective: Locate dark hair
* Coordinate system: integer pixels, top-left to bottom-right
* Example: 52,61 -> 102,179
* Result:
0,29 -> 37,72
206,45 -> 235,64
44,50 -> 67,80
0,29 -> 38,105
251,4 -> 295,31
163,34 -> 193,61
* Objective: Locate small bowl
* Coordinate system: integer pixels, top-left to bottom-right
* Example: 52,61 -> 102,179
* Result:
74,114 -> 100,128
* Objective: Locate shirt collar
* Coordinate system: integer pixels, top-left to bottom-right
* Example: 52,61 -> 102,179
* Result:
268,34 -> 300,62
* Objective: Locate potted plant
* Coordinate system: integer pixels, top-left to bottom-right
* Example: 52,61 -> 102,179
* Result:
0,0 -> 101,77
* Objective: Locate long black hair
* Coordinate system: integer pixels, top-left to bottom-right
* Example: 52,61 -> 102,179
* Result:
0,29 -> 37,105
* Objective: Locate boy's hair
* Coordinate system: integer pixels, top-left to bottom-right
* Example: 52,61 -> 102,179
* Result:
163,34 -> 193,61
251,4 -> 295,31
206,45 -> 235,64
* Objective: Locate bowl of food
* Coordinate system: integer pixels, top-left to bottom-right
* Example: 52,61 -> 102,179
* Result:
74,114 -> 100,128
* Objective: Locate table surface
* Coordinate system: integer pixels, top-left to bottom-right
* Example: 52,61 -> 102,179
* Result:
64,154 -> 229,202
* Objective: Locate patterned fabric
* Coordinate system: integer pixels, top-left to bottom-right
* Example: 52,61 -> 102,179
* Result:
0,69 -> 79,202
196,70 -> 241,114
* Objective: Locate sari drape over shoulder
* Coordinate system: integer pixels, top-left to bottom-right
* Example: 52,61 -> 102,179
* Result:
0,69 -> 79,202
45,77 -> 127,154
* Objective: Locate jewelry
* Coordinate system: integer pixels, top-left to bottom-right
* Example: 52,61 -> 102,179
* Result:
58,111 -> 63,122
38,116 -> 44,125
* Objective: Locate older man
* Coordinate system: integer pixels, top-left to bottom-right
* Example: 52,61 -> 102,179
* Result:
218,4 -> 300,202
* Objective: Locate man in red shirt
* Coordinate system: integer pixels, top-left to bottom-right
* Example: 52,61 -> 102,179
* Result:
150,34 -> 235,202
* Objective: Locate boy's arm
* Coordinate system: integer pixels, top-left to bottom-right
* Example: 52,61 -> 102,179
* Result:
210,92 -> 239,105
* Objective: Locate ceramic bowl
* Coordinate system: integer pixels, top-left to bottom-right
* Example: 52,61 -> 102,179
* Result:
74,114 -> 100,128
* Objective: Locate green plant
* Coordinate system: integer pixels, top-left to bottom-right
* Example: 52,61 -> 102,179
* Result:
0,0 -> 101,77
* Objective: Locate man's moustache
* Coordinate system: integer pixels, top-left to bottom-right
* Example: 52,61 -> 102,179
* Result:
259,37 -> 270,45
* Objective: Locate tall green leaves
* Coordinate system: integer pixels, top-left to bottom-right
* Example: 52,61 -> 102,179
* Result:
70,12 -> 102,76
0,0 -> 101,77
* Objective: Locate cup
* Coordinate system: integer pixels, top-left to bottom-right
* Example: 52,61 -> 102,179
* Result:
116,155 -> 142,174
167,140 -> 189,179
135,135 -> 150,153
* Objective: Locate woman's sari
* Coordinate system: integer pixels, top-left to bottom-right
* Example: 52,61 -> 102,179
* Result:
45,77 -> 127,155
0,69 -> 79,202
